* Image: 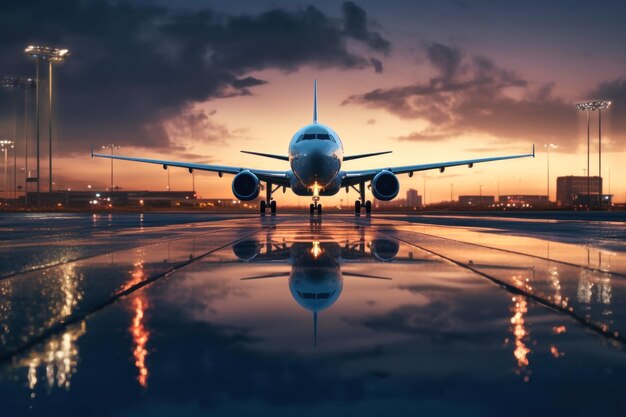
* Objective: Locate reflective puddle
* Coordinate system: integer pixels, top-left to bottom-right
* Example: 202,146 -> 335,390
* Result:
0,215 -> 625,416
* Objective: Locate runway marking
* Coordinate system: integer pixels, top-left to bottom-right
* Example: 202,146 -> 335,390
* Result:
380,231 -> 626,346
348,215 -> 626,278
0,221 -> 285,365
0,223 -> 241,281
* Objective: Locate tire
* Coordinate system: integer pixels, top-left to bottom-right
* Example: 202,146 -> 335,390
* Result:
310,203 -> 315,215
365,200 -> 372,214
270,200 -> 277,214
260,200 -> 266,213
355,200 -> 361,215
317,204 -> 322,215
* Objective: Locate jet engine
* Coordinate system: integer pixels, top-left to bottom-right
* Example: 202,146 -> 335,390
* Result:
232,170 -> 260,201
371,170 -> 399,201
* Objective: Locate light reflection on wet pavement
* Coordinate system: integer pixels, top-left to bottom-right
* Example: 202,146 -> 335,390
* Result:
1,213 -> 625,416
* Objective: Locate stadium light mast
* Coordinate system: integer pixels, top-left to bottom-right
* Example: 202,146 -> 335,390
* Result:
544,143 -> 557,202
102,144 -> 120,190
1,77 -> 37,206
0,140 -> 14,205
576,101 -> 611,209
25,45 -> 70,206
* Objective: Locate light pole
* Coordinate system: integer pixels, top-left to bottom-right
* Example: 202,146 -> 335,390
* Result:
576,101 -> 611,209
25,45 -> 70,206
2,77 -> 36,206
450,183 -> 454,203
0,140 -> 14,205
102,144 -> 120,190
544,143 -> 557,202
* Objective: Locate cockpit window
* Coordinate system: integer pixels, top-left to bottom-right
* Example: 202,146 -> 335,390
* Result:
296,133 -> 336,142
297,291 -> 335,299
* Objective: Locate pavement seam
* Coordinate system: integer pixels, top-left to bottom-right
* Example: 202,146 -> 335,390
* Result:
348,215 -> 624,279
0,225 -> 234,282
386,232 -> 625,346
0,221 -> 283,365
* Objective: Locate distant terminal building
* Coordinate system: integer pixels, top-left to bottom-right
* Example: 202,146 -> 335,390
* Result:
556,176 -> 611,208
406,189 -> 422,208
458,195 -> 495,207
497,195 -> 548,208
24,190 -> 197,208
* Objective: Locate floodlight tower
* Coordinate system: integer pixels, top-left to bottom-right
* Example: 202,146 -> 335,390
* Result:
1,77 -> 37,205
102,144 -> 120,190
576,101 -> 611,209
0,140 -> 14,205
544,143 -> 557,202
25,45 -> 70,206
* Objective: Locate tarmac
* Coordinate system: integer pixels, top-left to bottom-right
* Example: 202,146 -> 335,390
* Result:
0,211 -> 625,416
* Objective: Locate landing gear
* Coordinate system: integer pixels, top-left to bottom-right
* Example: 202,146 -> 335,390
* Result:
310,183 -> 322,215
353,182 -> 372,215
260,181 -> 280,215
310,202 -> 322,215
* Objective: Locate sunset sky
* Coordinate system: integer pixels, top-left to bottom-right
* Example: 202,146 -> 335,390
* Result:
1,0 -> 626,204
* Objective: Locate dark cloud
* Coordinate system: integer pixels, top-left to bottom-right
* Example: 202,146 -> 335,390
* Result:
588,78 -> 626,150
341,1 -> 391,53
345,42 -> 587,151
0,0 -> 389,154
369,57 -> 383,73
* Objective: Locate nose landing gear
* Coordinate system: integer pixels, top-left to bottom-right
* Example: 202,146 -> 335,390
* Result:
310,197 -> 322,215
309,182 -> 322,215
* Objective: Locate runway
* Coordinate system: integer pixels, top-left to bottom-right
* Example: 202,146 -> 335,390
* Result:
1,212 -> 625,416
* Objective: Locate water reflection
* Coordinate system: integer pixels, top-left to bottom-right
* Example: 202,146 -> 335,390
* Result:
122,252 -> 151,388
18,263 -> 86,396
234,235 -> 407,346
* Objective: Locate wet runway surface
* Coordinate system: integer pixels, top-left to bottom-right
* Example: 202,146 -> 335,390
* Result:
1,212 -> 625,416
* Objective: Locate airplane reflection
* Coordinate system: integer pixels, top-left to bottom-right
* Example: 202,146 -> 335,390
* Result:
233,234 -> 431,347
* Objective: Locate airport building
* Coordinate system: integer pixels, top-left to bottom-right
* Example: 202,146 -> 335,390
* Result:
497,195 -> 549,208
23,190 -> 197,208
406,189 -> 422,208
458,195 -> 495,207
556,176 -> 611,207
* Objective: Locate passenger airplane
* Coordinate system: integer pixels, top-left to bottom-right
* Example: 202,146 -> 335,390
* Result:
92,80 -> 534,215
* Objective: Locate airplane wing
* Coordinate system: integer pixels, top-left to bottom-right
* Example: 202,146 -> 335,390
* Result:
341,145 -> 534,187
91,147 -> 291,186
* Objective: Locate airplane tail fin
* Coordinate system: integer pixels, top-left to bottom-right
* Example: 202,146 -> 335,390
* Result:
313,79 -> 318,124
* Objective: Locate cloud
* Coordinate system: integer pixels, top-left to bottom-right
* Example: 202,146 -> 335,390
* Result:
395,128 -> 451,142
344,42 -> 585,151
0,0 -> 390,154
588,78 -> 626,150
341,2 -> 391,54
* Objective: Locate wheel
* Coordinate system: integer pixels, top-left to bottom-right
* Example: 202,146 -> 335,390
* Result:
355,200 -> 361,215
310,203 -> 315,215
317,204 -> 322,215
270,200 -> 277,214
260,200 -> 266,213
365,200 -> 372,214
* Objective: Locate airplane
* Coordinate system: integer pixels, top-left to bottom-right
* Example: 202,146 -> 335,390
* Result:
91,80 -> 535,215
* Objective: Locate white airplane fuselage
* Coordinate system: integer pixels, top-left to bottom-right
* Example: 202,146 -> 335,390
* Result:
288,123 -> 344,196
